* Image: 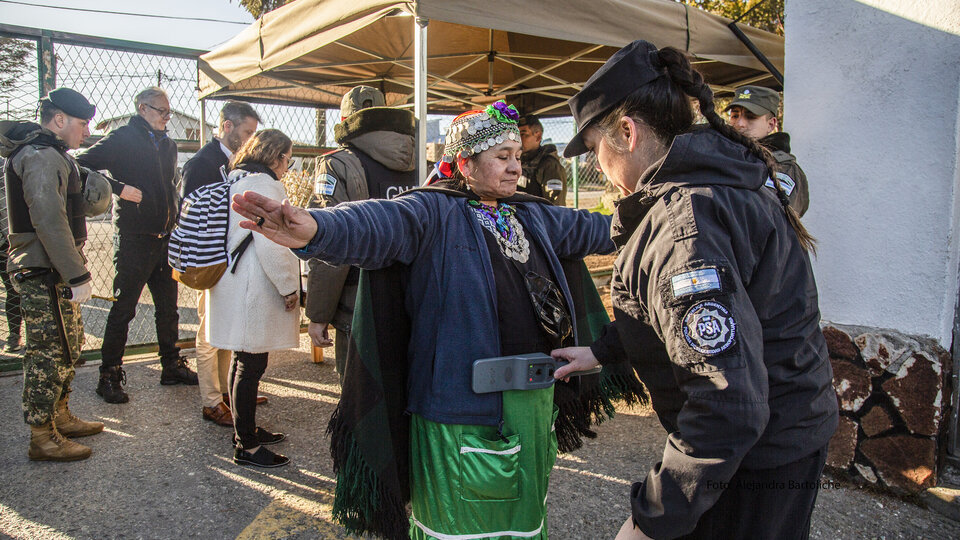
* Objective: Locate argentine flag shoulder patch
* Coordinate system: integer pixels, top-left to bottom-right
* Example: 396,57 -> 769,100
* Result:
765,172 -> 796,196
670,267 -> 721,298
316,173 -> 338,196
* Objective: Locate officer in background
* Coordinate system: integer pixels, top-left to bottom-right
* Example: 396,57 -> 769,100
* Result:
305,86 -> 417,379
0,88 -> 112,461
516,114 -> 568,205
725,85 -> 810,216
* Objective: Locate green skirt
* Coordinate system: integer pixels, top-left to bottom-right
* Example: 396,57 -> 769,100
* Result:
409,387 -> 558,539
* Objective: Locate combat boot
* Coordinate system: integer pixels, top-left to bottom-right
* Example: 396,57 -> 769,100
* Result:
96,366 -> 129,403
160,356 -> 199,385
53,396 -> 104,437
28,421 -> 91,462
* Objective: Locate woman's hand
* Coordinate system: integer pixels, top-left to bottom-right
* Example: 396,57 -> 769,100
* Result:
615,517 -> 652,540
119,185 -> 142,203
283,292 -> 299,312
551,346 -> 600,380
232,191 -> 319,249
308,322 -> 334,347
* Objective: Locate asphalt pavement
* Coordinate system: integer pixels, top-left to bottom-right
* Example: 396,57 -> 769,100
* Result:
0,335 -> 958,539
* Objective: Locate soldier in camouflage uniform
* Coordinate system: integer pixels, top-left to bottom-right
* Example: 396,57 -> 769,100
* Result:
1,88 -> 112,461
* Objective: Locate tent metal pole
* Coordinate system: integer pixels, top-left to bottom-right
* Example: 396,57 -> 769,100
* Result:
199,98 -> 208,146
727,22 -> 783,86
415,16 -> 429,183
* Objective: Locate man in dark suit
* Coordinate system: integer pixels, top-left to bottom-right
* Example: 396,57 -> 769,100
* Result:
181,101 -> 260,426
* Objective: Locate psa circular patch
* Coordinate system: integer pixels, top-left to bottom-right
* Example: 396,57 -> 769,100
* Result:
681,300 -> 736,356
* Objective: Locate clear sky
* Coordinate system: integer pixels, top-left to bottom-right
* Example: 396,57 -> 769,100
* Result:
0,0 -> 256,51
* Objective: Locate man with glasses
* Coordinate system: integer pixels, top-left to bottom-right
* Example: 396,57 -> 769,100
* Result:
78,86 -> 198,404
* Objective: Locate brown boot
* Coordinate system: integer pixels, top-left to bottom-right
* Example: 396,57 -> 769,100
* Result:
28,421 -> 92,462
54,397 -> 104,437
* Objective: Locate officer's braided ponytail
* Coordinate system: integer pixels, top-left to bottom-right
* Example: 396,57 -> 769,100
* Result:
595,47 -> 815,253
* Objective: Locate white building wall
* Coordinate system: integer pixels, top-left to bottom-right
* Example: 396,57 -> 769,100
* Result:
785,0 -> 960,346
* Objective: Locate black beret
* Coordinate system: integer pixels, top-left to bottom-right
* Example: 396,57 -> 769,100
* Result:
564,40 -> 664,158
44,88 -> 96,120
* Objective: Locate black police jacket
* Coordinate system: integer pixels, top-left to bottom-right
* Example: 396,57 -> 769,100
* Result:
77,115 -> 179,236
592,126 -> 838,539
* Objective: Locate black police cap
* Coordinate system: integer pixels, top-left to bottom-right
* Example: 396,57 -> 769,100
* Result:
564,40 -> 664,158
44,88 -> 96,120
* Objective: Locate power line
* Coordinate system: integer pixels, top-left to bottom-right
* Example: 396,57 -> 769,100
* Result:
0,0 -> 252,25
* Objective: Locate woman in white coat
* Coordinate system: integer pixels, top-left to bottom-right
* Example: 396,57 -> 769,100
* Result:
206,129 -> 300,468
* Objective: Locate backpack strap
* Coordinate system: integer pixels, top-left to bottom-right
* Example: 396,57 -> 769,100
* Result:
229,233 -> 255,274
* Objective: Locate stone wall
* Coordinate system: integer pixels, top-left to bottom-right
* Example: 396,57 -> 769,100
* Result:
824,323 -> 953,493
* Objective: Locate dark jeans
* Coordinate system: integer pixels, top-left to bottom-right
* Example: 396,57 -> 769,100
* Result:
679,445 -> 829,540
229,351 -> 269,449
100,233 -> 179,369
0,244 -> 22,337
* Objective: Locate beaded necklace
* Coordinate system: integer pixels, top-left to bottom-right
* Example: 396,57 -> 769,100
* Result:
468,200 -> 530,263
469,200 -> 515,240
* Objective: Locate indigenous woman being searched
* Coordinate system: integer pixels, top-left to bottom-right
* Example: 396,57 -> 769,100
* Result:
232,101 -> 615,539
553,40 -> 838,540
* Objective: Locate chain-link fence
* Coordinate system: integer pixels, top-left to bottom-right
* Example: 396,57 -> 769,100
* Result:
0,27 -> 325,367
539,117 -> 612,210
0,25 -> 614,367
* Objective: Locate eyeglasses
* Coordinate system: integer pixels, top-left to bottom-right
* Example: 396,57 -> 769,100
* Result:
144,104 -> 171,118
523,271 -> 572,343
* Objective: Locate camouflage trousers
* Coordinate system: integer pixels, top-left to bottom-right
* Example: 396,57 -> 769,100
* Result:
13,276 -> 83,426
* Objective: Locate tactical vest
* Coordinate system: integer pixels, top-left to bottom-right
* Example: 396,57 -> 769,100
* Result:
4,140 -> 87,246
343,147 -> 418,285
350,147 -> 418,200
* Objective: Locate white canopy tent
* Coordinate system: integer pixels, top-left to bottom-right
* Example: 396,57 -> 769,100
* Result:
198,0 -> 785,175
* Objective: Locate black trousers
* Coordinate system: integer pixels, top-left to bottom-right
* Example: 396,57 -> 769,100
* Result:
679,445 -> 828,540
0,244 -> 22,337
100,233 -> 179,369
229,351 -> 269,449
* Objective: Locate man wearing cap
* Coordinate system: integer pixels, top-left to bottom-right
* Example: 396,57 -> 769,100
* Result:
305,85 -> 417,379
180,100 -> 264,427
725,85 -> 809,216
516,114 -> 568,205
0,88 -> 110,461
78,86 -> 198,404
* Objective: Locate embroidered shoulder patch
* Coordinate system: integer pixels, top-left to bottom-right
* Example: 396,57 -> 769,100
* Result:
681,300 -> 737,356
545,179 -> 564,191
765,172 -> 796,196
670,268 -> 721,298
316,173 -> 338,196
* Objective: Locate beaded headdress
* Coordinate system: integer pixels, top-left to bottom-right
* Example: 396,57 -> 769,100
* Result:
437,100 -> 521,178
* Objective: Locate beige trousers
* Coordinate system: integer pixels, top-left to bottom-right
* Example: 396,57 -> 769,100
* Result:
196,289 -> 231,408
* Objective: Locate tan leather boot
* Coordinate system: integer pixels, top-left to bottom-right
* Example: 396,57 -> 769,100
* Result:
28,422 -> 92,462
54,397 -> 104,437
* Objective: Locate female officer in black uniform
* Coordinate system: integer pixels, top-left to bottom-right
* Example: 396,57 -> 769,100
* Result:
553,40 -> 838,540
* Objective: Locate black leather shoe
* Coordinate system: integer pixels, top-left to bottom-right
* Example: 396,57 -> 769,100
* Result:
160,356 -> 199,385
232,427 -> 285,447
234,446 -> 289,468
96,366 -> 129,404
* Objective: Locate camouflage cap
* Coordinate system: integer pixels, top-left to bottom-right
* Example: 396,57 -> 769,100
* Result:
340,86 -> 386,119
725,85 -> 779,117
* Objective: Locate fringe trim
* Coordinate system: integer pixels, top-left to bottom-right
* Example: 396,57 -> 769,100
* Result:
327,405 -> 411,540
555,369 -> 649,455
